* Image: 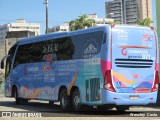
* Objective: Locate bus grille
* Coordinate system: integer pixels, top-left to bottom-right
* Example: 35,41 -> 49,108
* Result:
86,78 -> 100,102
115,59 -> 153,68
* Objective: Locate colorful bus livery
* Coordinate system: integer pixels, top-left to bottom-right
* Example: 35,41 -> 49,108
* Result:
1,25 -> 159,111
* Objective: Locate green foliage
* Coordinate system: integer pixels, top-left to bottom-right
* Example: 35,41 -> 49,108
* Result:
69,14 -> 96,31
137,17 -> 153,26
108,21 -> 121,25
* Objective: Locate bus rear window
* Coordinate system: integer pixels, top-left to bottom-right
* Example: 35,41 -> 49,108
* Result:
112,27 -> 155,49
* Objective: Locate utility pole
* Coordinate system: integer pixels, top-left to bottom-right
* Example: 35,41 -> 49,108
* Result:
44,0 -> 48,34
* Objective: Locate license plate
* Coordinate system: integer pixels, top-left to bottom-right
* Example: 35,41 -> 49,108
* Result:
130,96 -> 139,100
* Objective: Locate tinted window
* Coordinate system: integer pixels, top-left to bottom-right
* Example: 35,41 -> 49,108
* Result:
14,42 -> 44,67
8,44 -> 17,56
5,57 -> 11,79
72,31 -> 104,59
13,31 -> 104,68
8,44 -> 17,69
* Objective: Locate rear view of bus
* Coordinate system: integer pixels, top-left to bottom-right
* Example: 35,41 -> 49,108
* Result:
102,26 -> 159,107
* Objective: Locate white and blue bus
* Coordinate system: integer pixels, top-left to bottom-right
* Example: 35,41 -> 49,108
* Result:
1,25 -> 159,111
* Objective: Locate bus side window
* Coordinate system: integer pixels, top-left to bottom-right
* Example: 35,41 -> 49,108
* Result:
5,57 -> 11,79
4,44 -> 17,79
71,31 -> 104,59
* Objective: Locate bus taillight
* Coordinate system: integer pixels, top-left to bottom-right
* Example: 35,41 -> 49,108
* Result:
104,70 -> 116,92
151,71 -> 159,92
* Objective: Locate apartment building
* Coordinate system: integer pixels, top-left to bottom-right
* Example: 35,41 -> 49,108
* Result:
0,19 -> 40,62
105,0 -> 153,24
137,0 -> 152,20
105,0 -> 123,24
124,0 -> 138,24
48,14 -> 114,33
48,22 -> 70,33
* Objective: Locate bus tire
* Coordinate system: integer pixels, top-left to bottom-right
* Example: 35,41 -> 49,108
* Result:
13,87 -> 21,105
72,89 -> 81,111
59,89 -> 70,111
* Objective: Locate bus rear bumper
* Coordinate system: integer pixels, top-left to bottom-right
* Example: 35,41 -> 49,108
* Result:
101,89 -> 158,105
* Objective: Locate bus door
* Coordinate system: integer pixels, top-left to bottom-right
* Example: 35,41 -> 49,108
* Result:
2,55 -> 12,97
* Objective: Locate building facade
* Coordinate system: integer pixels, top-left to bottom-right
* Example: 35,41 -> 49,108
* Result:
105,0 -> 153,24
124,0 -> 138,24
137,0 -> 152,20
87,14 -> 114,26
48,22 -> 70,33
105,0 -> 123,24
48,14 -> 114,33
0,19 -> 40,62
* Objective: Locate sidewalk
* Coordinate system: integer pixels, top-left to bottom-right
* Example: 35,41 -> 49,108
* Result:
0,94 -> 4,97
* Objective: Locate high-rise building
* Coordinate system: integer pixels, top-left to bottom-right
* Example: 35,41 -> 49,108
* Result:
0,19 -> 40,62
137,0 -> 152,20
124,0 -> 138,24
105,0 -> 153,24
105,0 -> 123,24
156,0 -> 160,40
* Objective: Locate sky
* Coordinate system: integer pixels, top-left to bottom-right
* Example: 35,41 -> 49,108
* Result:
0,0 -> 157,34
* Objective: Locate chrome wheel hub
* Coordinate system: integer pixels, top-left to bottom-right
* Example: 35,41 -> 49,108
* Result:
74,95 -> 80,107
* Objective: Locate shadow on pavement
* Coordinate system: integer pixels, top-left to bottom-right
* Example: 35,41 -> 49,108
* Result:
145,89 -> 160,109
0,99 -> 143,117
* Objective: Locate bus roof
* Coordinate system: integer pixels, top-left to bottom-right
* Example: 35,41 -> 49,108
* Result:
18,31 -> 68,44
17,25 -> 109,45
17,25 -> 152,45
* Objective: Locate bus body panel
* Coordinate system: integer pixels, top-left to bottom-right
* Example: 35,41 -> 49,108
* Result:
111,26 -> 157,94
5,26 -> 106,105
100,26 -> 158,106
7,58 -> 103,102
4,25 -> 158,107
101,89 -> 157,105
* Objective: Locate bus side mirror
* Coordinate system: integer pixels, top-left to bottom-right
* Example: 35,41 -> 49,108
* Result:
1,60 -> 4,69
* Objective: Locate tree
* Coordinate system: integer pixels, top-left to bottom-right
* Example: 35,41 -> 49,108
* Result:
69,14 -> 96,31
108,21 -> 121,25
137,17 -> 153,26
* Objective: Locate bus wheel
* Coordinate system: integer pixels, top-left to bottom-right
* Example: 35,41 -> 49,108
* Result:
72,89 -> 81,111
60,89 -> 70,111
13,87 -> 21,105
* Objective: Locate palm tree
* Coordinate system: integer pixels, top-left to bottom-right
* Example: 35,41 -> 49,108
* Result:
69,14 -> 96,31
137,17 -> 153,26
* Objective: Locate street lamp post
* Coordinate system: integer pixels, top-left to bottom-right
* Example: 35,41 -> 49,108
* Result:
44,0 -> 48,34
103,13 -> 114,24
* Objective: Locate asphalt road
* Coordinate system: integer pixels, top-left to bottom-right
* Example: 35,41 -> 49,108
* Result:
0,94 -> 160,120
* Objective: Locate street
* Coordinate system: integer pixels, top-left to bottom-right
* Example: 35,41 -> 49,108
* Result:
0,94 -> 160,120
